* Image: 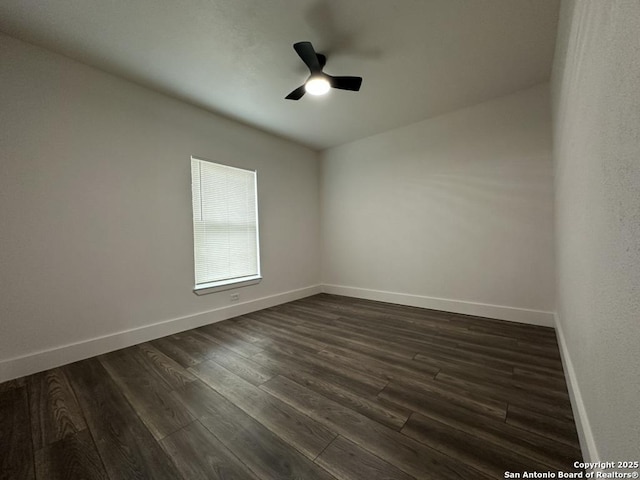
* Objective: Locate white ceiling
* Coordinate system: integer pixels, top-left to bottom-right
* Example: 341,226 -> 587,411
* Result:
0,0 -> 559,150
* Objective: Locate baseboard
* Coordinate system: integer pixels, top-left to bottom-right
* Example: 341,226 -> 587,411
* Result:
0,283 -> 556,384
321,284 -> 555,327
0,284 -> 322,384
554,313 -> 599,463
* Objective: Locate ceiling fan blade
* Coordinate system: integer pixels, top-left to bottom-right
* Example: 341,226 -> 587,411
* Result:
285,85 -> 306,100
328,75 -> 362,91
293,41 -> 322,73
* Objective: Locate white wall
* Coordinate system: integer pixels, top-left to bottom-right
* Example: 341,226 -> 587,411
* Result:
0,34 -> 321,381
551,0 -> 640,461
321,84 -> 556,325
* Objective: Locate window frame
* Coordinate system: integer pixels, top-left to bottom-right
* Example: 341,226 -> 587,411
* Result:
190,156 -> 261,295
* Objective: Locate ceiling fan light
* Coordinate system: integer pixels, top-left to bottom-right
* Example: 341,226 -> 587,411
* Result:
305,77 -> 330,96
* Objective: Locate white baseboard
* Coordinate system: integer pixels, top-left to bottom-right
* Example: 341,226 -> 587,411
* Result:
0,283 -> 557,384
2,282 -> 596,463
0,285 -> 322,384
554,313 -> 599,463
321,284 -> 555,327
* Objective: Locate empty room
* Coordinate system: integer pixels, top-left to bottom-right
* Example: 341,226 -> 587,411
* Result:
0,1 -> 638,479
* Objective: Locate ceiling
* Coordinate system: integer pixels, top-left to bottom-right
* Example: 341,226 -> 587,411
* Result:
0,0 -> 560,150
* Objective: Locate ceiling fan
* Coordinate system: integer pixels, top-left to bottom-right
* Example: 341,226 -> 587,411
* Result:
285,41 -> 363,100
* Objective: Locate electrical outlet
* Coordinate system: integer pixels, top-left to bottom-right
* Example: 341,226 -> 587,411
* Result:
230,293 -> 240,302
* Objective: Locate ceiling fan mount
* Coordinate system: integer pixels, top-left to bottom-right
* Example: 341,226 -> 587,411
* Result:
285,41 -> 362,100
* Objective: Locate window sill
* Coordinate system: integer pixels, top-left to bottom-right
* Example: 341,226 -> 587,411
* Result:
193,275 -> 262,296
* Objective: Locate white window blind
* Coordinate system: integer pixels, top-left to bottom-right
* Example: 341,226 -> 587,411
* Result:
191,157 -> 260,290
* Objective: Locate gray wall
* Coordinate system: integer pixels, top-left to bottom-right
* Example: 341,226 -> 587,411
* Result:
551,0 -> 640,460
0,34 -> 321,380
321,84 -> 556,324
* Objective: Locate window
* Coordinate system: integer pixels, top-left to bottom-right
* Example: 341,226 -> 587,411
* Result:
191,157 -> 261,294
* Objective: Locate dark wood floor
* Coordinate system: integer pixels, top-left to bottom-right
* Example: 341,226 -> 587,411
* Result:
0,294 -> 582,480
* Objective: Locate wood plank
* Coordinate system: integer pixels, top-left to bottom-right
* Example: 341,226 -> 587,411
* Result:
261,375 -> 493,480
151,330 -> 226,368
270,342 -> 388,389
171,380 -> 253,430
436,368 -> 570,404
251,351 -> 409,430
506,404 -> 580,448
514,340 -> 563,359
99,350 -> 195,440
430,364 -> 571,418
309,326 -> 425,364
196,326 -> 263,357
460,342 -> 564,370
239,316 -> 330,353
252,349 -> 387,398
380,377 -> 508,420
514,364 -> 567,381
248,310 -> 412,356
34,429 -> 108,480
509,396 -> 575,423
160,421 -> 260,480
512,366 -> 569,394
379,380 -> 581,471
315,435 -> 415,480
172,380 -> 336,480
136,343 -> 197,390
414,347 -> 515,374
277,303 -> 341,321
297,295 -> 409,319
402,412 -> 549,477
434,372 -> 574,420
463,323 -> 559,347
28,368 -> 87,450
151,335 -> 207,368
190,359 -> 336,459
422,353 -> 516,380
298,296 -> 458,331
257,342 -> 388,394
290,371 -> 411,431
0,387 -> 34,480
0,377 -> 26,394
64,359 -> 182,480
318,345 -> 440,384
436,325 -> 521,348
206,347 -> 275,386
330,316 -> 459,350
213,320 -> 265,343
260,314 -> 421,360
445,312 -> 557,339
